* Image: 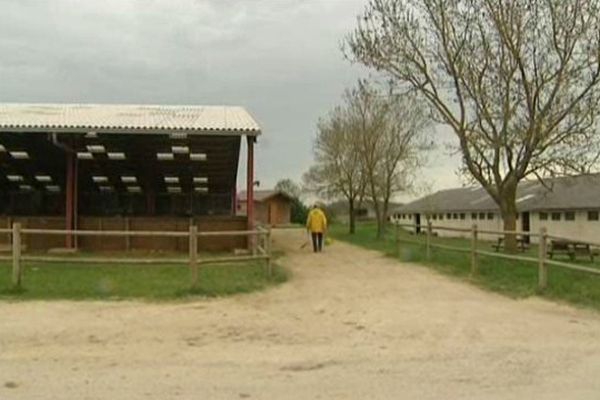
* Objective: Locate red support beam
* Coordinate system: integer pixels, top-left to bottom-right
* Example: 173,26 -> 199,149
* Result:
231,188 -> 237,216
246,136 -> 255,231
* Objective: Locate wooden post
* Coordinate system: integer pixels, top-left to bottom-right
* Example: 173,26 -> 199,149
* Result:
266,227 -> 272,277
538,227 -> 548,290
189,225 -> 198,289
471,224 -> 478,276
12,223 -> 22,289
426,221 -> 432,260
125,217 -> 131,251
65,150 -> 77,249
395,223 -> 400,258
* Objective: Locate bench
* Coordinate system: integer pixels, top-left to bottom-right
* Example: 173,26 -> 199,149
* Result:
492,237 -> 530,252
548,240 -> 598,262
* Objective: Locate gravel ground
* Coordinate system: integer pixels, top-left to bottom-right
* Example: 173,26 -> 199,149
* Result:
1,228 -> 600,399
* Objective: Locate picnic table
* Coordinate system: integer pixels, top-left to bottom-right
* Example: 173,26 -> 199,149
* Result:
547,239 -> 598,262
492,236 -> 530,252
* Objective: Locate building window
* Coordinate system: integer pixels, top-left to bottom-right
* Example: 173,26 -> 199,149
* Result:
565,211 -> 575,221
460,213 -> 466,220
588,211 -> 599,221
432,214 -> 437,220
453,213 -> 458,219
551,212 -> 561,221
479,212 -> 485,220
471,213 -> 477,220
447,213 -> 452,220
487,213 -> 493,220
439,214 -> 444,220
539,212 -> 548,221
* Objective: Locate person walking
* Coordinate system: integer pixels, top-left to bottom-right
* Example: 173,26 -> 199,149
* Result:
306,204 -> 327,253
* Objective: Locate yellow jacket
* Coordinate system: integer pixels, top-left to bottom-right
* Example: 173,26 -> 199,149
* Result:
306,208 -> 327,233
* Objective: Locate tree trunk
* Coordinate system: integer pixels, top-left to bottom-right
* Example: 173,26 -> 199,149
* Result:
376,216 -> 385,239
373,200 -> 384,239
500,187 -> 518,253
348,198 -> 356,234
380,197 -> 390,238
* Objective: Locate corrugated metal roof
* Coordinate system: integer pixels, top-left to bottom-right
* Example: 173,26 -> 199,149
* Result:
398,174 -> 600,213
0,103 -> 261,134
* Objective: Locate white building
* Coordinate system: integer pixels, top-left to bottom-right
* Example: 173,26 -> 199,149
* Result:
393,174 -> 600,243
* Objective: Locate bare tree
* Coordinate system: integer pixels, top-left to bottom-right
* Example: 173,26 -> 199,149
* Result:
275,178 -> 302,200
303,106 -> 366,234
347,81 -> 428,238
347,0 -> 600,251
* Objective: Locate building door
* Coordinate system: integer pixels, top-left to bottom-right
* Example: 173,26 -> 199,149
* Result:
415,213 -> 421,234
521,212 -> 530,243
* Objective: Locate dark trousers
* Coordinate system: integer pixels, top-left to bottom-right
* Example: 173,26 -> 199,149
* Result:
311,232 -> 323,252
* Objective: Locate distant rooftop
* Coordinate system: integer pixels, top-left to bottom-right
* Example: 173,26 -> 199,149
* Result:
398,174 -> 600,213
0,103 -> 261,135
238,190 -> 292,202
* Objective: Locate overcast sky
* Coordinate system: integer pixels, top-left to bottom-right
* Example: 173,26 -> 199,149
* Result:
0,0 -> 462,201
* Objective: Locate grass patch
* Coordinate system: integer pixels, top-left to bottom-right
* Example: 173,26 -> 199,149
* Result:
331,222 -> 600,310
0,261 -> 288,301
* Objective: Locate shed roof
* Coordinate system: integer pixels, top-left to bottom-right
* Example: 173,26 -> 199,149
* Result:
0,103 -> 261,135
238,190 -> 293,202
398,174 -> 600,213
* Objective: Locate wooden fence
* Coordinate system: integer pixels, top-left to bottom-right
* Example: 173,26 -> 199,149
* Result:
0,223 -> 272,290
394,221 -> 600,290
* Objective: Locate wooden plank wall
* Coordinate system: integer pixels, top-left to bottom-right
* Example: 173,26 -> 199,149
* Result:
0,216 -> 247,252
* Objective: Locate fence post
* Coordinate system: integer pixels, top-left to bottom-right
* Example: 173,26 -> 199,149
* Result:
125,217 -> 131,252
395,223 -> 400,258
538,227 -> 548,291
189,225 -> 198,289
12,222 -> 22,289
470,224 -> 478,276
265,227 -> 273,278
426,221 -> 432,260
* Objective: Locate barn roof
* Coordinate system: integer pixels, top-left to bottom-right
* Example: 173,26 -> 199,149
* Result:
398,174 -> 600,213
0,103 -> 263,197
0,103 -> 261,135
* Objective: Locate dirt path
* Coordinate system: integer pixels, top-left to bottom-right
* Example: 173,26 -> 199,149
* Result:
2,229 -> 600,399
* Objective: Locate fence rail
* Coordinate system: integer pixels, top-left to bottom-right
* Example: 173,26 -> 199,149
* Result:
394,221 -> 600,289
3,223 -> 273,290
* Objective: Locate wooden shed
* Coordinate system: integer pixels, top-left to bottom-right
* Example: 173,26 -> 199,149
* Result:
237,190 -> 292,226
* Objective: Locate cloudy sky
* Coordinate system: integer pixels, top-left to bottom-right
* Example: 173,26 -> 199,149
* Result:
0,0 -> 462,201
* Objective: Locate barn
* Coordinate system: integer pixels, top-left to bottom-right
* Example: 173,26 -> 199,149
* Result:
393,174 -> 600,243
237,190 -> 292,226
0,103 -> 261,252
